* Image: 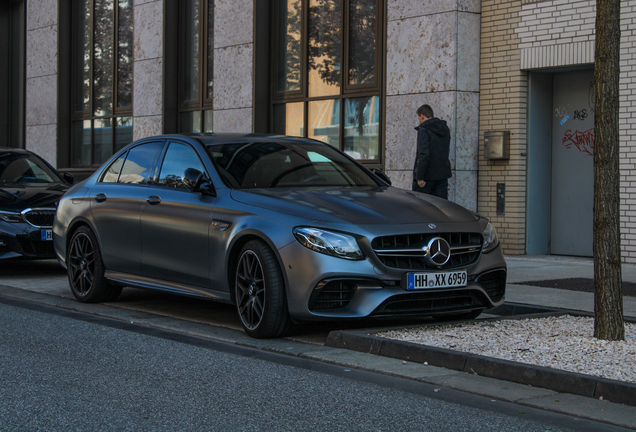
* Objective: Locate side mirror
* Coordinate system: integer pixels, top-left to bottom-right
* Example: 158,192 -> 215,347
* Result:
371,168 -> 392,186
183,168 -> 204,192
63,172 -> 75,185
182,168 -> 215,196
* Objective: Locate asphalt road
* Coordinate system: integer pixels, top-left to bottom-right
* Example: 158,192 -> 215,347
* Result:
0,298 -> 626,432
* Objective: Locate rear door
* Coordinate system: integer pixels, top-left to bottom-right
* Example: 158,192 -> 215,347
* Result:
140,141 -> 215,288
90,141 -> 164,275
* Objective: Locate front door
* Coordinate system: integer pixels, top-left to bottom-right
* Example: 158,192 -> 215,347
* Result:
141,141 -> 213,288
550,70 -> 594,256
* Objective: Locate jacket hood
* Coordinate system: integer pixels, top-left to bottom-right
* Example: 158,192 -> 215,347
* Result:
416,117 -> 449,137
0,184 -> 68,212
230,187 -> 477,225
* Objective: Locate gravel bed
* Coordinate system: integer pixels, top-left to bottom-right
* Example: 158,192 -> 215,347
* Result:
377,315 -> 636,383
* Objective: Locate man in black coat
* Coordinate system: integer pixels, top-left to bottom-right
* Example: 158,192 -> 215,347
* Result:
412,104 -> 452,199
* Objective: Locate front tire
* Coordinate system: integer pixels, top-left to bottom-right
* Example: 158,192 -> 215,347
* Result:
67,226 -> 122,303
235,240 -> 292,338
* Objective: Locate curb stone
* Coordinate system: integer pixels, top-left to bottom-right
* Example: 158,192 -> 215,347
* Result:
325,325 -> 636,408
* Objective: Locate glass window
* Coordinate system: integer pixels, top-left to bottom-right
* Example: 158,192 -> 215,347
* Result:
118,142 -> 163,184
101,155 -> 126,183
277,0 -> 302,93
273,0 -> 382,163
71,0 -> 134,167
273,103 -> 305,136
157,142 -> 204,188
209,141 -> 379,189
179,0 -> 214,133
344,96 -> 379,160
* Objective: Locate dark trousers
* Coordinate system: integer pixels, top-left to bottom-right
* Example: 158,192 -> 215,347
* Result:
412,178 -> 448,199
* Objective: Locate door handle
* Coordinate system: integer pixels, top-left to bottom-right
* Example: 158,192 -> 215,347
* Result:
146,195 -> 161,205
95,193 -> 107,203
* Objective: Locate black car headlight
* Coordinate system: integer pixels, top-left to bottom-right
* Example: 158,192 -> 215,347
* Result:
482,222 -> 499,253
293,227 -> 364,260
0,211 -> 23,223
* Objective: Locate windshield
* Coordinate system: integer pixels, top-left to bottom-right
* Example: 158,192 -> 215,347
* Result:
0,152 -> 63,185
207,141 -> 380,189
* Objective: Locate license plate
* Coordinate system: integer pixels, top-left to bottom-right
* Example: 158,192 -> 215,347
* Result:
406,270 -> 467,290
41,229 -> 52,241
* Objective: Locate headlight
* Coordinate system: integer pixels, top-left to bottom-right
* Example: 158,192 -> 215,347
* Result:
482,222 -> 499,253
0,211 -> 23,223
293,227 -> 364,260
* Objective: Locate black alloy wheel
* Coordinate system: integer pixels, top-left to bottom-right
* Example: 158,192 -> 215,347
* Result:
235,239 -> 292,338
67,226 -> 122,303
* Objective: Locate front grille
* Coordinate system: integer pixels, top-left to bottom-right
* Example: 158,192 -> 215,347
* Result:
372,289 -> 487,316
476,269 -> 507,302
16,237 -> 55,257
372,232 -> 482,270
22,209 -> 56,228
309,280 -> 357,311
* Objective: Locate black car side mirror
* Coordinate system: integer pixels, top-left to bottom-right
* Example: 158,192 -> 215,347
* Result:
371,168 -> 392,186
63,172 -> 75,185
183,168 -> 215,196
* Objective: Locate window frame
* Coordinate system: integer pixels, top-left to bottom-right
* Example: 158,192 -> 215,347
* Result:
70,0 -> 134,168
270,0 -> 384,165
177,0 -> 214,133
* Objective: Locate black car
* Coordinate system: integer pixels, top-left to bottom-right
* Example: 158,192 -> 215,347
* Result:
0,148 -> 74,260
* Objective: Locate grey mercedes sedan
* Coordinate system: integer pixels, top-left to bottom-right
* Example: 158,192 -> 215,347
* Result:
53,133 -> 506,338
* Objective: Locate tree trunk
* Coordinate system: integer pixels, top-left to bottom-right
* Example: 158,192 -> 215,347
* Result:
593,0 -> 624,341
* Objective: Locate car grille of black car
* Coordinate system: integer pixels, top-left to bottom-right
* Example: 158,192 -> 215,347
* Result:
372,289 -> 487,316
22,209 -> 56,228
475,269 -> 507,302
308,280 -> 357,311
372,232 -> 483,270
17,237 -> 55,257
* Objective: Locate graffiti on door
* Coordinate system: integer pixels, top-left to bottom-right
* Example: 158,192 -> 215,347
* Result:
562,128 -> 594,156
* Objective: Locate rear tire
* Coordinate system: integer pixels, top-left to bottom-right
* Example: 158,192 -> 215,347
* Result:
67,226 -> 122,303
235,240 -> 292,338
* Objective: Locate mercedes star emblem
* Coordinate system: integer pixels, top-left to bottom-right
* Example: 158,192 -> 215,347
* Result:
424,237 -> 451,267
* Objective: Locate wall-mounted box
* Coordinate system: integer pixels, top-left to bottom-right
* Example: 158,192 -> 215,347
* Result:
484,131 -> 510,160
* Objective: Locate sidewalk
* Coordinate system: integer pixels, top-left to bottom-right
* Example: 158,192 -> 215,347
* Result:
503,255 -> 636,319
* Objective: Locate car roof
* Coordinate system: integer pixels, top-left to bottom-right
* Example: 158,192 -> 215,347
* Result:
0,147 -> 35,155
146,133 -> 325,147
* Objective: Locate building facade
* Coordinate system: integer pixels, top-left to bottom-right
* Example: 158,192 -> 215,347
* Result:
1,0 -> 635,261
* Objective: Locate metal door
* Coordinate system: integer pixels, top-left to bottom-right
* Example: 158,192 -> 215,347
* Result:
550,70 -> 594,256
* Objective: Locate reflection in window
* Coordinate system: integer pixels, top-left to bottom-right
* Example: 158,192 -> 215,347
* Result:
309,99 -> 340,148
119,142 -> 163,184
158,143 -> 204,188
274,103 -> 305,136
102,155 -> 125,182
277,0 -> 302,93
179,0 -> 214,132
273,0 -> 382,162
344,96 -> 380,160
308,0 -> 341,97
71,0 -> 134,167
348,0 -> 376,85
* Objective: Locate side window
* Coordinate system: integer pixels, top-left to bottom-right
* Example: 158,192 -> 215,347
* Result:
157,142 -> 204,189
101,155 -> 126,183
118,142 -> 164,184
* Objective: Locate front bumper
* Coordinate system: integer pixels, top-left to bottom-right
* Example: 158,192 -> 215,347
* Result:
279,239 -> 507,321
0,224 -> 56,259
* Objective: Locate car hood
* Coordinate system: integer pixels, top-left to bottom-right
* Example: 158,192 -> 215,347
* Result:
230,187 -> 477,225
0,184 -> 68,212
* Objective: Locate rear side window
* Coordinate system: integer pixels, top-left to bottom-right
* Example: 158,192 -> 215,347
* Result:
157,142 -> 205,189
102,156 -> 125,182
101,142 -> 163,184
